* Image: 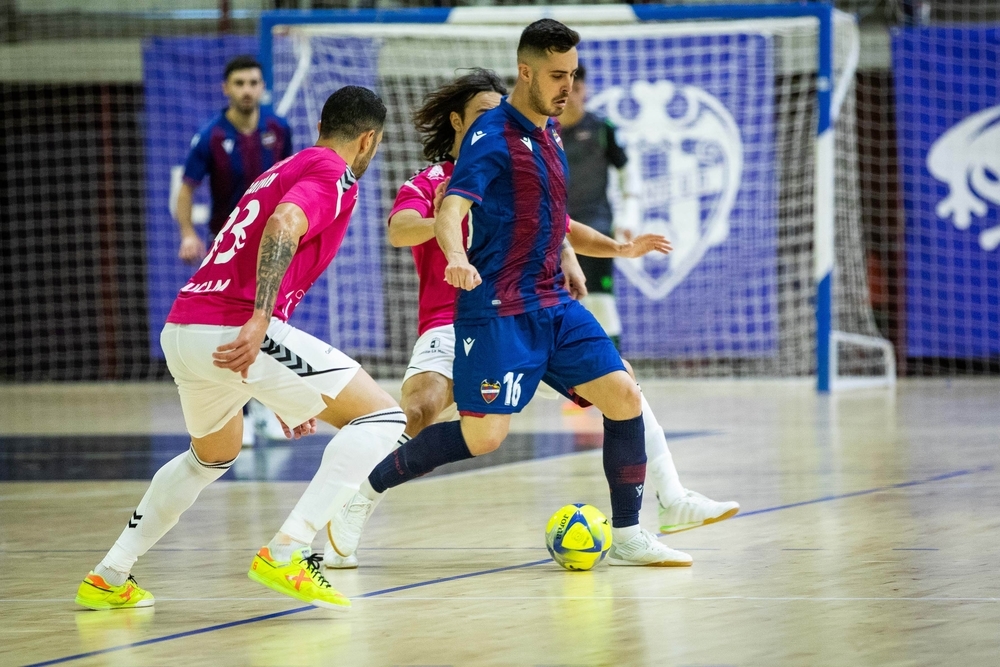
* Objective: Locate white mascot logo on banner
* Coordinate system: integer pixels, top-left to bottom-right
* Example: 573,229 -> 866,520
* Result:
588,80 -> 743,300
927,104 -> 1000,251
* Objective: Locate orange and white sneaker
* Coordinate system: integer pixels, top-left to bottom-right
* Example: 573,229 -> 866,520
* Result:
248,546 -> 350,611
75,572 -> 154,610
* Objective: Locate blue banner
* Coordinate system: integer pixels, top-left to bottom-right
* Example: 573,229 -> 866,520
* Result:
579,33 -> 778,359
893,26 -> 1000,358
143,37 -> 385,360
144,37 -> 255,359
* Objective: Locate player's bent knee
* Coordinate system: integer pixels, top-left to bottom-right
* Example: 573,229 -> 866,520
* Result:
460,416 -> 508,456
604,379 -> 642,421
403,400 -> 440,435
190,412 -> 244,463
465,434 -> 504,456
621,358 -> 636,381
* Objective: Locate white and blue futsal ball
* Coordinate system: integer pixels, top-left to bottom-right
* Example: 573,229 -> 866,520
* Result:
545,503 -> 612,571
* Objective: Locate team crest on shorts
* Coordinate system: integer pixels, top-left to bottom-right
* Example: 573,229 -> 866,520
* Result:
480,380 -> 501,404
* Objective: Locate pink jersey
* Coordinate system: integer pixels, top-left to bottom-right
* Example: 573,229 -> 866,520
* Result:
167,146 -> 358,327
389,160 -> 462,335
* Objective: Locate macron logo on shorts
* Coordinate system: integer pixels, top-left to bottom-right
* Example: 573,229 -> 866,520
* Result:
463,338 -> 475,355
471,131 -> 486,145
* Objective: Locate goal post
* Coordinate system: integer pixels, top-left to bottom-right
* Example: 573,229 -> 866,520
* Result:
258,3 -> 895,392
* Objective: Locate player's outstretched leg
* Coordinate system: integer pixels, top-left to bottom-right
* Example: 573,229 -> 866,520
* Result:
325,366 -> 452,569
638,392 -> 740,533
248,370 -> 406,610
76,417 -> 243,610
328,414 -> 507,557
574,370 -> 692,567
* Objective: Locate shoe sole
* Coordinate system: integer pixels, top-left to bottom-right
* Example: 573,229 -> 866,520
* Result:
660,506 -> 740,535
607,558 -> 693,567
247,569 -> 351,611
325,561 -> 359,570
74,595 -> 154,611
326,521 -> 353,558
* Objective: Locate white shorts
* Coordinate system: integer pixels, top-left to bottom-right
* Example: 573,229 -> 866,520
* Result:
161,318 -> 361,438
403,324 -> 455,383
401,323 -> 560,400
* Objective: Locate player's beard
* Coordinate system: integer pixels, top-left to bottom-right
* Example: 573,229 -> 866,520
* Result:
351,141 -> 378,179
237,97 -> 256,114
529,77 -> 567,118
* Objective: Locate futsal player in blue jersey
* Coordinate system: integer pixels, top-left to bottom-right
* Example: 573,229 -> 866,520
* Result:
176,55 -> 293,263
328,19 -> 695,566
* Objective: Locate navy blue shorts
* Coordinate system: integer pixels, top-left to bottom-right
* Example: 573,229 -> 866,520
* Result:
453,300 -> 626,415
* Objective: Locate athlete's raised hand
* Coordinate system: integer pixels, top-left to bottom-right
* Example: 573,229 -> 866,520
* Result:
617,233 -> 672,259
444,250 -> 482,291
212,314 -> 269,379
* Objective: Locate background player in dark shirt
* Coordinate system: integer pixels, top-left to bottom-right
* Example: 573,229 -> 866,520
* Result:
561,63 -> 641,347
175,55 -> 293,264
174,55 -> 293,444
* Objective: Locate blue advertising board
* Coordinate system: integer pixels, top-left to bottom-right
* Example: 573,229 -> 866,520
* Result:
893,26 -> 1000,357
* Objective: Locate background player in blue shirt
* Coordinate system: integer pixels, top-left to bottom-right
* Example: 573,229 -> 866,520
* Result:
176,55 -> 293,263
329,20 -> 699,567
175,55 -> 293,444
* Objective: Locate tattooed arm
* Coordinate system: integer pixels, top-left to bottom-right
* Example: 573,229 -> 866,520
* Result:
213,202 -> 309,378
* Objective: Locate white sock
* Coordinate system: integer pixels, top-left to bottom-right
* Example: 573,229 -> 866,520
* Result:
640,392 -> 685,505
267,533 -> 309,563
276,408 -> 406,544
95,445 -> 236,585
612,525 -> 641,543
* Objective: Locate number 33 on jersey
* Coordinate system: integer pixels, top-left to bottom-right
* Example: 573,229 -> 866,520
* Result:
167,147 -> 359,328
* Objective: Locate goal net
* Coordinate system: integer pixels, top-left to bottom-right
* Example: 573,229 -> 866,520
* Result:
262,5 -> 894,390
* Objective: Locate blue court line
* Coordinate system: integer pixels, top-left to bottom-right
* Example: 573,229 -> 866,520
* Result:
729,466 -> 992,520
22,464 -> 993,667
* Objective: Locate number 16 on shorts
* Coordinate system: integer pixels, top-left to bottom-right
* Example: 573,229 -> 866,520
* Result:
503,372 -> 523,407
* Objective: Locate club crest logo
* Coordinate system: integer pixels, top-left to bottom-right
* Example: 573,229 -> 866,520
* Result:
551,128 -> 564,149
927,104 -> 1000,251
480,379 -> 501,404
261,131 -> 277,148
588,80 -> 743,300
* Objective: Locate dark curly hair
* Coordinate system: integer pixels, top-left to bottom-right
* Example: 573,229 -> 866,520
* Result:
413,68 -> 508,163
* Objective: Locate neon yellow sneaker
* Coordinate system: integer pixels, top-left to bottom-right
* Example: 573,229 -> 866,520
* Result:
248,546 -> 351,611
75,572 -> 154,610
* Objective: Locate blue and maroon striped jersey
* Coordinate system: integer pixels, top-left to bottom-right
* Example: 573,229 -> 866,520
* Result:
446,98 -> 572,321
183,108 -> 293,235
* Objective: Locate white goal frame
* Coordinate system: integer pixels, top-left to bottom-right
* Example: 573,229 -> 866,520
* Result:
259,3 -> 896,393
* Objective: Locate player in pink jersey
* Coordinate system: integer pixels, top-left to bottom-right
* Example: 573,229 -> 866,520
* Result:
323,71 -> 737,569
75,87 -> 405,612
386,69 -> 508,441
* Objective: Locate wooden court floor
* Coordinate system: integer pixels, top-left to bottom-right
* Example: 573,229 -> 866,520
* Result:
1,379 -> 999,666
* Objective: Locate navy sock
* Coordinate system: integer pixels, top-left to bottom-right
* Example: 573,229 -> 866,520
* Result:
603,413 -> 647,528
368,421 -> 473,494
